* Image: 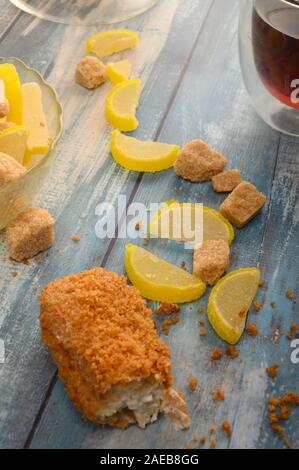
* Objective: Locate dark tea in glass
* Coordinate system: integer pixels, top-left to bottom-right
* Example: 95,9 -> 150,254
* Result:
252,1 -> 299,109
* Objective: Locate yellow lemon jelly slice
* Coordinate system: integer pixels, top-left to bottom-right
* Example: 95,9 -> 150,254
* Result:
125,244 -> 206,303
107,60 -> 132,84
110,129 -> 180,172
106,78 -> 141,132
207,268 -> 261,344
0,125 -> 29,164
149,202 -> 234,245
22,83 -> 51,166
0,64 -> 23,124
86,30 -> 139,57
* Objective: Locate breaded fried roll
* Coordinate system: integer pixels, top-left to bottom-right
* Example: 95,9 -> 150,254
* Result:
40,267 -> 190,429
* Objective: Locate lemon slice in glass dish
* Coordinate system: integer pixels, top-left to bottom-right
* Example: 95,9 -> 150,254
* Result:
0,63 -> 23,124
86,30 -> 139,57
207,268 -> 260,344
107,60 -> 132,84
149,202 -> 234,245
110,129 -> 180,172
106,79 -> 141,132
125,244 -> 206,303
0,125 -> 29,164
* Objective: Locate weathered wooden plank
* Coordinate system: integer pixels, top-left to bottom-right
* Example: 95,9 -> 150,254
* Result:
0,0 -> 20,36
30,0 -> 291,450
0,0 -> 214,448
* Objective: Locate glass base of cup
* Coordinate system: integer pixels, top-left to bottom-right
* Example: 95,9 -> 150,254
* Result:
9,0 -> 160,25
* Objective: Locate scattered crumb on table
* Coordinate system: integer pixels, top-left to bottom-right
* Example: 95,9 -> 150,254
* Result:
253,301 -> 263,312
266,364 -> 279,379
247,323 -> 259,336
226,346 -> 239,359
188,375 -> 198,392
221,421 -> 232,438
211,348 -> 223,361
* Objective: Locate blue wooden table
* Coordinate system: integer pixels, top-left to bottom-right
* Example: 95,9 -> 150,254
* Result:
0,0 -> 298,450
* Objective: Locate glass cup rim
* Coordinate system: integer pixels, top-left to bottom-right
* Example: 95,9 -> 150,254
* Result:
280,0 -> 299,8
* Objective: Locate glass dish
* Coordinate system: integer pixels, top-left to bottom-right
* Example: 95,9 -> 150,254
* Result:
239,0 -> 299,136
9,0 -> 160,25
0,57 -> 63,230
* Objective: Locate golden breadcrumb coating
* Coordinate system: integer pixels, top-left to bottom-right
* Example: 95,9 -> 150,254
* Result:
40,268 -> 188,429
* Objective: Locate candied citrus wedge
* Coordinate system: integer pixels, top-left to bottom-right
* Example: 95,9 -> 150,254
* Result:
86,30 -> 139,57
22,83 -> 51,166
149,202 -> 234,245
0,125 -> 29,164
0,64 -> 22,124
207,268 -> 261,344
106,78 -> 141,131
107,60 -> 132,84
110,129 -> 180,172
125,244 -> 206,303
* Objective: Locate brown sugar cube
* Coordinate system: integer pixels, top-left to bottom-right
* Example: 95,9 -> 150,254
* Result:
193,239 -> 229,285
75,56 -> 107,90
219,181 -> 266,228
6,207 -> 55,262
174,139 -> 227,182
212,169 -> 242,192
0,152 -> 26,188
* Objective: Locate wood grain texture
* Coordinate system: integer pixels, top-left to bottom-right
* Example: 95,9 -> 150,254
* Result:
0,0 -> 216,448
0,0 -> 298,450
0,0 -> 20,37
30,0 -> 298,450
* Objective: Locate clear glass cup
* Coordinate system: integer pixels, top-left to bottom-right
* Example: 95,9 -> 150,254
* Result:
0,57 -> 63,229
9,0 -> 160,25
239,0 -> 299,136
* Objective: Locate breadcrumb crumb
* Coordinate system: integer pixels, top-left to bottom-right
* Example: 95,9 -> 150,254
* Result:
188,375 -> 198,392
239,308 -> 247,318
267,392 -> 299,447
211,349 -> 223,361
161,316 -> 179,335
185,444 -> 197,449
181,260 -> 187,270
156,303 -> 180,315
221,421 -> 232,438
71,234 -> 80,242
200,436 -> 206,445
199,326 -> 207,337
266,364 -> 279,379
226,346 -> 239,359
285,289 -> 296,303
10,271 -> 18,278
211,389 -> 225,401
247,323 -> 259,336
253,301 -> 263,312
